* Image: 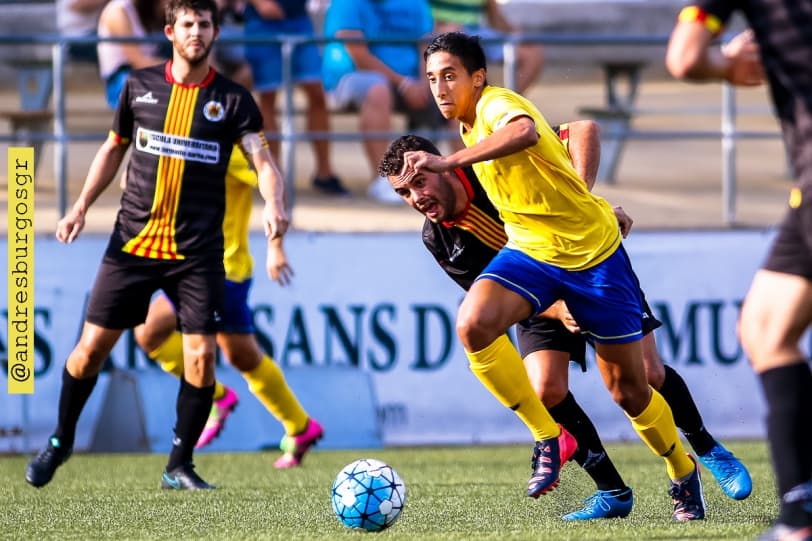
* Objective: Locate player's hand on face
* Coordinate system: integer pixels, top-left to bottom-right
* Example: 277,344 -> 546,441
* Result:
266,240 -> 294,286
262,201 -> 289,240
722,30 -> 765,86
396,151 -> 450,189
613,206 -> 633,238
55,208 -> 86,244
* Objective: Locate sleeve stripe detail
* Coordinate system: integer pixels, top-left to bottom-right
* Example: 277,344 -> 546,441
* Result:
678,6 -> 723,35
108,130 -> 130,145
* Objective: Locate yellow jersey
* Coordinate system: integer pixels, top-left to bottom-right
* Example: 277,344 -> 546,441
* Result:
461,86 -> 620,270
222,146 -> 257,283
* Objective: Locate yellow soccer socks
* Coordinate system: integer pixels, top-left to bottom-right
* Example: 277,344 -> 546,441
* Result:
628,388 -> 695,480
243,355 -> 309,436
467,334 -> 560,441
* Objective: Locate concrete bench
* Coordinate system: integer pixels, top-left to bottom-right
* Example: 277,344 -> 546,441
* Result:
577,61 -> 647,184
0,2 -> 57,167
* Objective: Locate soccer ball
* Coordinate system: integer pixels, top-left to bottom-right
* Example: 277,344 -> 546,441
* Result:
330,458 -> 406,532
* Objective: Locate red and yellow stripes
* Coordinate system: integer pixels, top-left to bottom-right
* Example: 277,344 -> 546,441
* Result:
678,6 -> 723,36
123,85 -> 200,259
455,205 -> 508,252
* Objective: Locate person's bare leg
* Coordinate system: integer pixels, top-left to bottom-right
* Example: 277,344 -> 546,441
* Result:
300,81 -> 334,179
595,341 -> 694,481
739,269 -> 812,528
515,43 -> 544,94
457,280 -> 568,497
359,82 -> 393,179
642,331 -> 752,500
26,323 -> 123,487
524,349 -> 631,517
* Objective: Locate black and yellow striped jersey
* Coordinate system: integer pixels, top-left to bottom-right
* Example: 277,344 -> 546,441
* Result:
107,62 -> 263,260
693,0 -> 812,180
422,165 -> 506,291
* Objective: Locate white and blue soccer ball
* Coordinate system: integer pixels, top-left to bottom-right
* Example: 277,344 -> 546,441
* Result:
330,458 -> 406,532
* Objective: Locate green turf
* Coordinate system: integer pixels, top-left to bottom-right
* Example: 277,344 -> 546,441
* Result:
1,441 -> 775,540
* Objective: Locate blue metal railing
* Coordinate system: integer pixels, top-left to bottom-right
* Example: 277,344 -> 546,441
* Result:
0,33 -> 785,224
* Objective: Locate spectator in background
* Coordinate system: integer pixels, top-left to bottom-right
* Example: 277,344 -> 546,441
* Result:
57,0 -> 110,65
430,0 -> 543,94
211,0 -> 253,88
322,0 -> 446,204
243,0 -> 349,197
97,0 -> 169,109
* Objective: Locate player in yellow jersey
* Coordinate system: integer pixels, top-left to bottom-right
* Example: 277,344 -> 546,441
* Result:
392,31 -> 705,521
134,147 -> 323,469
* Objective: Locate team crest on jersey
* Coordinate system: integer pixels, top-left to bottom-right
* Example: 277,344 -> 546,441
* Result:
203,100 -> 225,122
138,128 -> 150,148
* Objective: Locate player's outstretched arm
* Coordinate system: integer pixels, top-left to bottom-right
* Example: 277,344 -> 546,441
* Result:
56,136 -> 128,243
451,116 -> 538,169
247,136 -> 289,240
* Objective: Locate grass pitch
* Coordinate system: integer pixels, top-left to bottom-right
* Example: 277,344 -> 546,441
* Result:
1,440 -> 775,540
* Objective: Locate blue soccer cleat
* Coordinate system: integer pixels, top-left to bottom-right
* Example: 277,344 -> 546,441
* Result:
698,442 -> 752,500
562,487 -> 634,520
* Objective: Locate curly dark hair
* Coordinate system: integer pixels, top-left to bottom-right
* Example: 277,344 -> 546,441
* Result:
378,135 -> 442,177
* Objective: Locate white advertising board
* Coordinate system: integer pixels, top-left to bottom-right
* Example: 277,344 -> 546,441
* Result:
1,229 -> 786,453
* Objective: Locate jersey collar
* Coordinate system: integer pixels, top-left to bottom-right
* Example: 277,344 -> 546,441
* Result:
164,61 -> 216,88
441,167 -> 476,228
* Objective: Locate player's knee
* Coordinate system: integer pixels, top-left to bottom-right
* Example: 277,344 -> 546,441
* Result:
607,379 -> 649,414
133,325 -> 158,355
456,313 -> 496,352
364,83 -> 393,112
184,348 -> 216,381
537,381 -> 568,408
218,338 -> 262,372
67,342 -> 107,377
644,359 -> 665,389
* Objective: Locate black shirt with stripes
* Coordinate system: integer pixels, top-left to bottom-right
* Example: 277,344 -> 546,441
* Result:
108,62 -> 262,260
699,0 -> 812,183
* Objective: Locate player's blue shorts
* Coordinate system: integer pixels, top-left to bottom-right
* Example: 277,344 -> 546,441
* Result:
159,277 -> 255,334
244,14 -> 321,91
477,245 -> 645,344
220,278 -> 255,334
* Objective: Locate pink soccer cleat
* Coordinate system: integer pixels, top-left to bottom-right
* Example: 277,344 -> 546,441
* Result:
527,425 -> 578,498
273,418 -> 324,469
196,386 -> 239,449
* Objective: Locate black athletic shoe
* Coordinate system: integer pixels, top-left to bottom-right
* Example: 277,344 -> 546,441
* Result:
26,436 -> 72,488
313,175 -> 351,197
161,463 -> 215,490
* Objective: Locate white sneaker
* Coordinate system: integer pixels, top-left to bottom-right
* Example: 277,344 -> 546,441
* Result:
367,175 -> 402,204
